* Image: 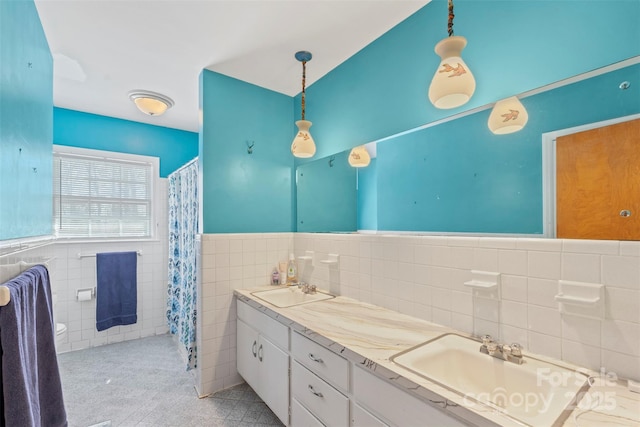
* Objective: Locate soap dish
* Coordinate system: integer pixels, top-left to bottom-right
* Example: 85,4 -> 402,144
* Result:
298,250 -> 314,262
320,254 -> 339,265
555,280 -> 604,319
464,270 -> 501,299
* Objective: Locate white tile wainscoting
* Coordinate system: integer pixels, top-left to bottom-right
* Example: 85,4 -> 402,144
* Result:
197,232 -> 640,396
196,233 -> 294,396
51,238 -> 169,353
0,236 -> 169,354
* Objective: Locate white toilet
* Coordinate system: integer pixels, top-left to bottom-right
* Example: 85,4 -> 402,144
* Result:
52,293 -> 67,348
56,322 -> 67,346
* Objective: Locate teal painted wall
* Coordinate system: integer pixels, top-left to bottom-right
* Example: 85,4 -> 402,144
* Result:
54,108 -> 198,178
357,159 -> 378,231
297,0 -> 639,159
200,70 -> 295,233
375,63 -> 640,233
0,0 -> 53,240
297,151 -> 356,232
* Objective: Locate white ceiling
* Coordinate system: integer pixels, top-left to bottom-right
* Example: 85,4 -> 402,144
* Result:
35,0 -> 430,132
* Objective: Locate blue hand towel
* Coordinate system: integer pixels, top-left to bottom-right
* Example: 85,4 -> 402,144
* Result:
0,265 -> 67,427
96,251 -> 138,331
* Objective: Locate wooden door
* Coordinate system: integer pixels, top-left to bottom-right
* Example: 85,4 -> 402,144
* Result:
556,118 -> 639,240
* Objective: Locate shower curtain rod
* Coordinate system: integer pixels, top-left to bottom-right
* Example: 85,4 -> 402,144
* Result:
170,157 -> 198,176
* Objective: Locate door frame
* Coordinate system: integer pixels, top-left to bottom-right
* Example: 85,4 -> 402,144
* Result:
541,113 -> 640,238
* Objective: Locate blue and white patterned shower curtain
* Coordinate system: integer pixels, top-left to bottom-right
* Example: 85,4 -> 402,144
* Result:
167,158 -> 198,370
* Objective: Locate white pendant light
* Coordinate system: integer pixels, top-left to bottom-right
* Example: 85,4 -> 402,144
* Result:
291,51 -> 316,158
292,120 -> 316,158
428,0 -> 476,109
128,90 -> 174,116
348,145 -> 371,168
488,96 -> 529,134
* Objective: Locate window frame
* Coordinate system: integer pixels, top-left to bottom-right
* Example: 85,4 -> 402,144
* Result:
52,145 -> 159,242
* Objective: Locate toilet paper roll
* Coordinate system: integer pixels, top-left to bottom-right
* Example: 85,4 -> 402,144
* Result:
77,290 -> 92,301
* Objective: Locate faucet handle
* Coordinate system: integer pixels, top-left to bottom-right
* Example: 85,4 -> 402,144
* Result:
509,343 -> 523,357
481,335 -> 498,353
481,335 -> 494,346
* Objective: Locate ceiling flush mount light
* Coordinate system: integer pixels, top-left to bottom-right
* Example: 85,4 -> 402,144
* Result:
488,96 -> 529,134
348,145 -> 371,168
428,0 -> 476,109
291,51 -> 316,158
128,90 -> 174,116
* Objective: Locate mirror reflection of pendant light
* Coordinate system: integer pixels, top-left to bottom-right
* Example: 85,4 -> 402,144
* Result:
128,90 -> 174,116
428,0 -> 476,109
488,96 -> 529,134
348,145 -> 371,168
291,51 -> 316,158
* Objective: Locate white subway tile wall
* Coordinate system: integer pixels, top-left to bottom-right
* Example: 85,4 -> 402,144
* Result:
293,233 -> 640,381
196,233 -> 293,396
196,232 -> 640,396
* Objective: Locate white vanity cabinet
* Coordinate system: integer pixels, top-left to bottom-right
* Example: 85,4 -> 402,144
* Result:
236,297 -> 471,427
291,332 -> 350,426
236,301 -> 289,425
352,366 -> 469,427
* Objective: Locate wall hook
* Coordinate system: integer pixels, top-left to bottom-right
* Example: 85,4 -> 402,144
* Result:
246,140 -> 255,154
328,156 -> 335,167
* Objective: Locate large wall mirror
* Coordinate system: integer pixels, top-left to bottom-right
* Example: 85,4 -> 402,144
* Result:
296,58 -> 639,238
296,150 -> 357,232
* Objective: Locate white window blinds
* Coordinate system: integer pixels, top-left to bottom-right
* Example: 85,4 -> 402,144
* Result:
53,151 -> 153,238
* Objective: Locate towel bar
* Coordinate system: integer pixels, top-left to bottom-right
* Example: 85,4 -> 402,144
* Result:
0,285 -> 9,306
0,260 -> 56,306
77,250 -> 143,259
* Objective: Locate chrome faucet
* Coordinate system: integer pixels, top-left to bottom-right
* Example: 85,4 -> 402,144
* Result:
480,335 -> 524,365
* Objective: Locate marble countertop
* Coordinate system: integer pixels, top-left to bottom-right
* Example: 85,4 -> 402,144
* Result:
234,286 -> 640,427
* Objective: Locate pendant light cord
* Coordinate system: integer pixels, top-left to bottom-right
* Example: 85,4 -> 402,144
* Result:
301,60 -> 307,120
448,0 -> 454,37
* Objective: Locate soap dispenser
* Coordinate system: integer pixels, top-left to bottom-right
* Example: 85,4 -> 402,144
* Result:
286,253 -> 298,284
271,267 -> 280,286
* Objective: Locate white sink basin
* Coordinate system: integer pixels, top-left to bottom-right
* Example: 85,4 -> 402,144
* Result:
391,334 -> 590,427
251,287 -> 335,308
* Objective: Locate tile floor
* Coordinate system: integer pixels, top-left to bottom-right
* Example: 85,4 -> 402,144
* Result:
57,334 -> 284,427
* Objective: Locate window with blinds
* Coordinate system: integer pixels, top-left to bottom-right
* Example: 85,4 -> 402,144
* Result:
53,149 -> 155,239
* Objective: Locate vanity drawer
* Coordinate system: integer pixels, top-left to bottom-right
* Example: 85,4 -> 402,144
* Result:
292,331 -> 349,391
292,361 -> 349,427
237,299 -> 288,350
352,366 -> 468,427
352,402 -> 388,427
292,397 -> 325,427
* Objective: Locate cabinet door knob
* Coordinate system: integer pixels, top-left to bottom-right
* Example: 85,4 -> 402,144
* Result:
258,344 -> 263,362
252,340 -> 257,358
308,384 -> 324,398
620,210 -> 632,217
308,353 -> 324,364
